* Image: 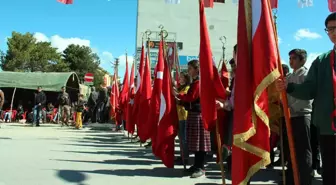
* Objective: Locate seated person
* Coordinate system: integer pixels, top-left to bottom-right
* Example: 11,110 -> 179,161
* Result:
16,104 -> 24,121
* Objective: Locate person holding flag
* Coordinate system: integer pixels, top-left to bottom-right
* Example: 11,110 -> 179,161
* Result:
175,72 -> 191,165
176,59 -> 211,178
276,12 -> 336,185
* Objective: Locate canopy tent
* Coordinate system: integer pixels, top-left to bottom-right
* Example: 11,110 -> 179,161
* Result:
0,71 -> 80,92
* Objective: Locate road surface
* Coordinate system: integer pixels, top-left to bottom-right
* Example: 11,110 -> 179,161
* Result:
0,123 -> 322,185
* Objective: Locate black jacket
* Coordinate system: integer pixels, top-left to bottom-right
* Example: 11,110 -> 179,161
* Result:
35,91 -> 46,106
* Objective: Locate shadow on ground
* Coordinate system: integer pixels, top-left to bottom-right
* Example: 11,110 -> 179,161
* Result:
56,170 -> 88,185
53,158 -> 161,165
55,168 -> 185,178
53,129 -> 323,184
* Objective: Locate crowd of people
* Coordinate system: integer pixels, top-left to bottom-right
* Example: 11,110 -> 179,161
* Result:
0,83 -> 114,129
0,12 -> 335,185
130,12 -> 336,185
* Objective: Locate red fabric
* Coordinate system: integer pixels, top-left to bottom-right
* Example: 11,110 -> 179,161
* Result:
178,80 -> 199,102
329,0 -> 336,12
110,74 -> 120,124
198,0 -> 226,131
144,41 -> 164,146
137,52 -> 152,142
119,55 -> 129,120
57,0 -> 73,4
132,45 -> 145,129
232,0 -> 277,184
270,0 -> 278,9
214,62 -> 230,163
204,0 -> 214,7
154,48 -> 179,168
126,62 -> 136,134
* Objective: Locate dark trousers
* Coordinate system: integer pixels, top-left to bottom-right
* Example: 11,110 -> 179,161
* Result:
320,135 -> 336,185
90,105 -> 98,123
194,151 -> 206,169
283,116 -> 312,185
310,124 -> 321,170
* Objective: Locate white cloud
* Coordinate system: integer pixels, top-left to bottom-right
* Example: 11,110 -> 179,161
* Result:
278,37 -> 282,44
117,54 -> 134,80
34,32 -> 49,42
305,53 -> 321,69
33,32 -> 90,52
294,29 -> 322,41
99,51 -> 114,72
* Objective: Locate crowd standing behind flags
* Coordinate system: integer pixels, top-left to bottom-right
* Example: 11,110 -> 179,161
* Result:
57,0 -> 336,185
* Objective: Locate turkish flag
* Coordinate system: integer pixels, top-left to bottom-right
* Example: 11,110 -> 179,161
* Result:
204,0 -> 214,8
119,55 -> 129,121
137,52 -> 152,142
215,61 -> 230,163
145,40 -> 165,156
126,62 -> 135,133
110,74 -> 119,124
328,0 -> 336,12
154,40 -> 179,168
270,0 -> 278,9
58,0 -> 73,4
232,0 -> 280,184
132,45 -> 145,133
198,0 -> 226,131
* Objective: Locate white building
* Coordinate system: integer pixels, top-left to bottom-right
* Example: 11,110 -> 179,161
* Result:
135,0 -> 238,70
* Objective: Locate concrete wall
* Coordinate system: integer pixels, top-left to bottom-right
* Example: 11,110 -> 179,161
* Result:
136,0 -> 238,68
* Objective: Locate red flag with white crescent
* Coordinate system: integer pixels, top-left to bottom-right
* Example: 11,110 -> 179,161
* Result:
154,40 -> 179,168
126,62 -> 136,133
232,0 -> 280,184
144,41 -> 164,148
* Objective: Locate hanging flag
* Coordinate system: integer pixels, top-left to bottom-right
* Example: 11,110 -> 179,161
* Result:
126,61 -> 136,133
215,60 -> 230,163
132,45 -> 145,133
137,52 -> 153,142
146,40 -> 165,156
204,0 -> 214,7
154,41 -> 179,168
119,54 -> 129,121
198,0 -> 226,131
110,74 -> 120,123
328,0 -> 336,12
298,0 -> 313,7
165,0 -> 180,3
58,0 -> 73,4
231,0 -> 281,184
270,0 -> 278,9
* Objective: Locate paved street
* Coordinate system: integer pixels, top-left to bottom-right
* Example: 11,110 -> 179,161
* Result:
0,124 -> 322,185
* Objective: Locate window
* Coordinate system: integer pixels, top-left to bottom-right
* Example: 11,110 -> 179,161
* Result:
214,0 -> 225,3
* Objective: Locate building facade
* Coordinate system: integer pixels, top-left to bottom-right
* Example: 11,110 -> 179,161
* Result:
135,0 -> 238,70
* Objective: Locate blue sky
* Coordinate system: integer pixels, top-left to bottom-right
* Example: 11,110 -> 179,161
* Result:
0,0 -> 333,76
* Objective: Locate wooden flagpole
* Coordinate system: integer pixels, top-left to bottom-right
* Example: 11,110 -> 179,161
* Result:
267,0 -> 300,184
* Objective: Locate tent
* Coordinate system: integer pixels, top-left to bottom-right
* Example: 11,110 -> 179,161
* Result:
0,72 -> 80,111
0,71 -> 80,92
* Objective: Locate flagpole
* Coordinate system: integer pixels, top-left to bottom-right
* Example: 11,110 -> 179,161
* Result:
216,36 -> 226,185
218,36 -> 226,70
267,1 -> 300,185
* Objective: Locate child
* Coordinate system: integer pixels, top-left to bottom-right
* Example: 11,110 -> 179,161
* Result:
75,94 -> 85,129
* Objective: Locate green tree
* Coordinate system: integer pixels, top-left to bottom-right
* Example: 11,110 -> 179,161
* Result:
1,32 -> 61,72
1,32 -> 62,72
62,44 -> 104,86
